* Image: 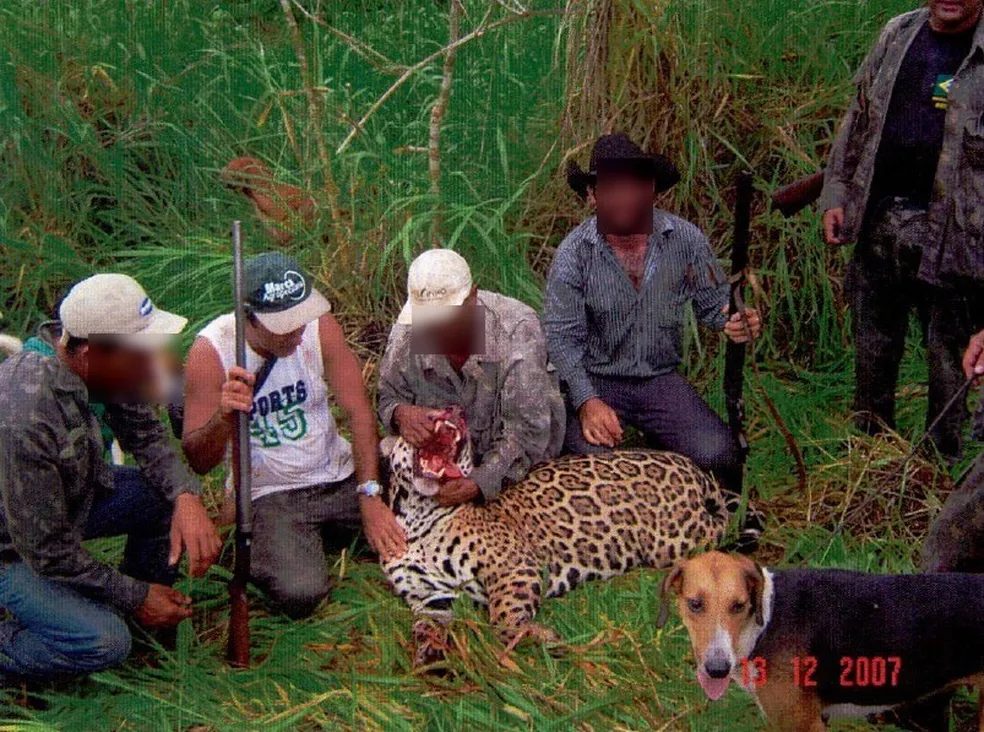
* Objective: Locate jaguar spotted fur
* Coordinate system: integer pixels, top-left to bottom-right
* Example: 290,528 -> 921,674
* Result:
381,416 -> 737,659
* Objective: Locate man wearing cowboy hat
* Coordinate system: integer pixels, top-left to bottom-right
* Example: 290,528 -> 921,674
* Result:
0,274 -> 221,680
378,249 -> 565,504
545,133 -> 762,530
182,252 -> 405,618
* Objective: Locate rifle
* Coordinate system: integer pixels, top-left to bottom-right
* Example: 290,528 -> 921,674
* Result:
227,220 -> 253,668
771,170 -> 825,218
724,171 -> 754,476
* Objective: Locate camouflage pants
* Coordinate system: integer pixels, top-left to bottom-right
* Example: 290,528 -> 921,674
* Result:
849,199 -> 983,458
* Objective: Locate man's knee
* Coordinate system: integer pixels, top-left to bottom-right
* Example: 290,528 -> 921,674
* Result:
262,574 -> 332,619
63,613 -> 132,672
686,429 -> 741,476
111,466 -> 173,530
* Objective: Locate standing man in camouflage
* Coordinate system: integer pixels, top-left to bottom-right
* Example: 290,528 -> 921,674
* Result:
378,249 -> 565,504
0,275 -> 221,680
821,0 -> 984,457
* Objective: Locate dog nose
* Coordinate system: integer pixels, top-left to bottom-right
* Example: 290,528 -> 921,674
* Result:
704,658 -> 731,679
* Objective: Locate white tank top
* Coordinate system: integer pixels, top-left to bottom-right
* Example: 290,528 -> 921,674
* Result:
198,314 -> 354,500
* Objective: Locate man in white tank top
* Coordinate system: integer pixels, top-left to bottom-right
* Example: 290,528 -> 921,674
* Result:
182,253 -> 405,618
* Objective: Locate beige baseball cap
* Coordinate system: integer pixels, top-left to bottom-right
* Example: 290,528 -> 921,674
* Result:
59,274 -> 187,347
397,249 -> 474,326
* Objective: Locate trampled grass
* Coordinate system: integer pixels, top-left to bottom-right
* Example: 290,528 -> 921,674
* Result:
0,0 -> 979,729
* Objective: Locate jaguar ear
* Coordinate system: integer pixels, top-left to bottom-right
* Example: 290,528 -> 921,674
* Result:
656,563 -> 684,628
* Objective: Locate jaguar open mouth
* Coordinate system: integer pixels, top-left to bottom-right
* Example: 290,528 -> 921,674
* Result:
416,413 -> 465,481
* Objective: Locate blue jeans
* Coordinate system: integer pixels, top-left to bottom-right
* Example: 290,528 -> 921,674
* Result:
0,467 -> 174,680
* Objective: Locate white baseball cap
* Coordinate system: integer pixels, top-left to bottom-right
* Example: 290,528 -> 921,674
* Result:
59,274 -> 187,347
397,249 -> 474,326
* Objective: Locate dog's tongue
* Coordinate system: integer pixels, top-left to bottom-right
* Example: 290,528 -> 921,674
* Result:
697,669 -> 730,701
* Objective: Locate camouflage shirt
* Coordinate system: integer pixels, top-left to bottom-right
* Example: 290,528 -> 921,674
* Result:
0,351 -> 201,613
378,290 -> 566,500
820,8 -> 984,285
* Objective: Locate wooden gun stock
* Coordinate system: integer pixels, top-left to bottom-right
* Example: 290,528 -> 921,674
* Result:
771,170 -> 825,218
227,545 -> 251,668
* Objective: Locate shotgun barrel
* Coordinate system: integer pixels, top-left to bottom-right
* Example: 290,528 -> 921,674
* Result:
771,170 -> 825,218
724,171 -> 753,470
227,220 -> 253,668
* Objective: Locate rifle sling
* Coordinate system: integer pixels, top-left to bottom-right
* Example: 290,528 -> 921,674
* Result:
252,356 -> 278,395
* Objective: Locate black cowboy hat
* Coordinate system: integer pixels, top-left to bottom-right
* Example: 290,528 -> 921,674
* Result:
566,132 -> 680,200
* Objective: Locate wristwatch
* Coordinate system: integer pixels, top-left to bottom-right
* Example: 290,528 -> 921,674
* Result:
356,480 -> 383,498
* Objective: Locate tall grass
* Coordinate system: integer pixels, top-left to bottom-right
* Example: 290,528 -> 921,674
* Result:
0,0 -> 912,367
0,0 -> 562,345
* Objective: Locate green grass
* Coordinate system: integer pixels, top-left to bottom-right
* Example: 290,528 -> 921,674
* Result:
0,0 -> 979,729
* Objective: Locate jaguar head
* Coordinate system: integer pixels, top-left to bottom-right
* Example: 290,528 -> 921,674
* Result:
382,406 -> 474,516
413,406 -> 470,495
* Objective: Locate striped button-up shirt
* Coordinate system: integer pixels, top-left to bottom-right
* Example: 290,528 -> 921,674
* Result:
544,210 -> 729,409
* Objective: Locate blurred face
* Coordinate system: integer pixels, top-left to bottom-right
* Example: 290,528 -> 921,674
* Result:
247,316 -> 306,358
929,0 -> 982,32
82,341 -> 163,403
411,290 -> 481,356
593,173 -> 656,236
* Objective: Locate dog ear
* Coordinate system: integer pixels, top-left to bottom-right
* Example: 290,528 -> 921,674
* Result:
740,558 -> 766,626
656,563 -> 684,628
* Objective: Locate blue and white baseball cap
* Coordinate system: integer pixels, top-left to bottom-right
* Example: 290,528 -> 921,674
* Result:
59,273 -> 187,346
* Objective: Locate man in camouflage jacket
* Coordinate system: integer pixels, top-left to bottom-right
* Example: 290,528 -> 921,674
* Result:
378,249 -> 565,504
820,0 -> 984,457
0,275 -> 220,680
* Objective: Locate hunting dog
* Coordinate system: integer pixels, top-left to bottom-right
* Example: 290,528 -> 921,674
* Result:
658,551 -> 984,731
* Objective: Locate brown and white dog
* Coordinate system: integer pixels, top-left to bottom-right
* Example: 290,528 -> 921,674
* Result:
658,551 -> 984,731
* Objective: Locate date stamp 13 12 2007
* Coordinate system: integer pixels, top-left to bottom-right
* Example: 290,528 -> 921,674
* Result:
740,655 -> 903,690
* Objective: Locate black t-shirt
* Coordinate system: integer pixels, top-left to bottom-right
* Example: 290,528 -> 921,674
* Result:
870,21 -> 975,207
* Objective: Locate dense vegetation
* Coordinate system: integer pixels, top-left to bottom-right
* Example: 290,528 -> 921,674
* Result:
0,1 -> 976,729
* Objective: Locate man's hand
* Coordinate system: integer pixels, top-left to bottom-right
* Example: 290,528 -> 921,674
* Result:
578,397 -> 622,447
169,493 -> 221,577
823,208 -> 845,245
393,404 -> 439,447
963,329 -> 984,380
437,478 -> 481,506
360,495 -> 407,561
723,307 -> 762,344
133,584 -> 193,628
219,366 -> 255,419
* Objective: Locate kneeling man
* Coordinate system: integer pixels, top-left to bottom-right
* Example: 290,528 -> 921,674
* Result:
545,134 -> 761,527
378,249 -> 565,504
182,253 -> 405,618
0,275 -> 220,680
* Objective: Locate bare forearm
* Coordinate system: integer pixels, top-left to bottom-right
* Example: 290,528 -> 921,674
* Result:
182,410 -> 234,475
347,407 -> 380,483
